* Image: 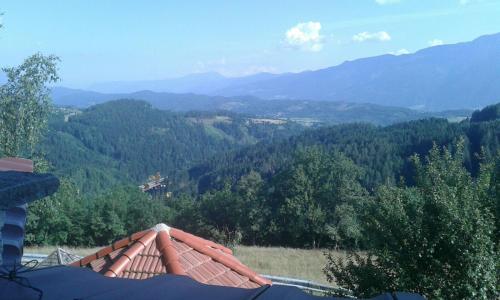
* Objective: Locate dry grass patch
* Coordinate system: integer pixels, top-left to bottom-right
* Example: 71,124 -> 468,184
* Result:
233,246 -> 349,285
25,246 -> 100,257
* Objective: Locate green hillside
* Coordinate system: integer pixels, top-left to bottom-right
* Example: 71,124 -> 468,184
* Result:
42,99 -> 303,194
190,112 -> 499,194
52,87 -> 472,126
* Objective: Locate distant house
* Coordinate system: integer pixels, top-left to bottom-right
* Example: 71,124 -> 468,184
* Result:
71,223 -> 271,289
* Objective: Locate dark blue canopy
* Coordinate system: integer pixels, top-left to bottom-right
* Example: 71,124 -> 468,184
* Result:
0,266 -> 424,300
0,171 -> 59,209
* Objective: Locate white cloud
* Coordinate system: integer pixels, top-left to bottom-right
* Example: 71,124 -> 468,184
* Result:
352,31 -> 391,42
375,0 -> 401,5
285,21 -> 323,52
390,48 -> 410,55
428,39 -> 444,46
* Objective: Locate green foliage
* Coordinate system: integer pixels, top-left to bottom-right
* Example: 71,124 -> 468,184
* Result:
265,147 -> 368,248
179,148 -> 368,248
26,179 -> 85,246
192,104 -> 498,197
173,172 -> 263,247
41,101 -> 498,199
324,142 -> 498,299
166,194 -> 214,238
26,183 -> 172,247
234,171 -> 266,244
193,117 -> 500,194
42,100 -> 302,194
196,172 -> 264,243
471,103 -> 500,122
0,53 -> 59,156
200,184 -> 245,237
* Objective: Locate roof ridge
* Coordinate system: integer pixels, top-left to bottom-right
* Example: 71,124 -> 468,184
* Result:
151,223 -> 171,233
170,228 -> 271,286
104,230 -> 157,277
170,228 -> 233,255
71,230 -> 149,267
156,230 -> 185,275
0,157 -> 33,172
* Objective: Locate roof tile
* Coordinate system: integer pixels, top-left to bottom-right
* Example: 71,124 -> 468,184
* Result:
0,157 -> 33,172
73,224 -> 271,288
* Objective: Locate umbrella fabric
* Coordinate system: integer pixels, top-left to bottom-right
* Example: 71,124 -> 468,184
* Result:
0,266 -> 423,300
0,172 -> 59,209
0,266 -> 267,300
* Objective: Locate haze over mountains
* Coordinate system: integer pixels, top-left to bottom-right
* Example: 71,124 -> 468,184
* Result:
81,33 -> 500,111
51,87 -> 471,126
88,72 -> 280,95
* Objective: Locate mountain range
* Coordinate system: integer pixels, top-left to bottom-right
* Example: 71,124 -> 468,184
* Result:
83,33 -> 500,111
51,87 -> 471,126
88,72 -> 279,95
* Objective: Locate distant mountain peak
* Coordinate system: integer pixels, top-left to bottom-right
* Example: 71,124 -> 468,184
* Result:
213,32 -> 500,110
77,32 -> 499,110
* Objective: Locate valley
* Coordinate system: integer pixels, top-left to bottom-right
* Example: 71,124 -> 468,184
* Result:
1,5 -> 498,296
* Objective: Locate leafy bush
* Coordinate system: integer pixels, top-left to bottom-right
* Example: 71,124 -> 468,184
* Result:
0,53 -> 59,157
325,142 -> 498,299
265,147 -> 368,248
26,182 -> 172,246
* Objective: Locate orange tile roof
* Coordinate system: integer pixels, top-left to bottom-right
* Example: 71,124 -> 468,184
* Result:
71,224 -> 271,289
0,157 -> 33,172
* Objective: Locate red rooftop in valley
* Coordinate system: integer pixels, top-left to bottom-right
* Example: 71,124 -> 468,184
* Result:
0,157 -> 33,172
71,223 -> 271,289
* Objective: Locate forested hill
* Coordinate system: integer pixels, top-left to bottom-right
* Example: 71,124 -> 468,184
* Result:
190,104 -> 500,194
42,99 -> 303,194
41,100 -> 498,196
51,87 -> 471,126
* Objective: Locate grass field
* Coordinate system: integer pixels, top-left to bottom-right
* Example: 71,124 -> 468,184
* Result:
25,246 -> 348,285
233,246 -> 349,284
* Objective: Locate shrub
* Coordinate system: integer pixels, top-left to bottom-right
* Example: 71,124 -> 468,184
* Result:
325,142 -> 498,299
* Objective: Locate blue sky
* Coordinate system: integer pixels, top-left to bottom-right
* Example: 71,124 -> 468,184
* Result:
1,0 -> 499,87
